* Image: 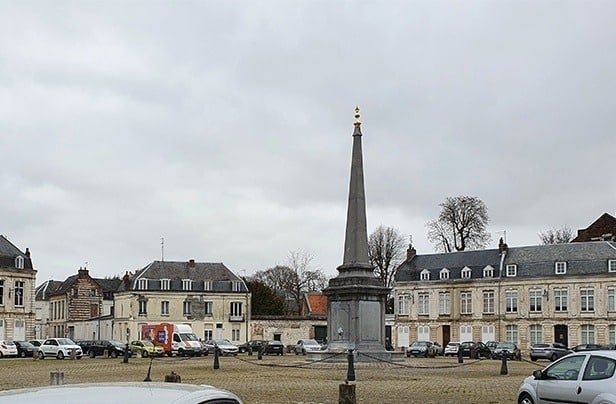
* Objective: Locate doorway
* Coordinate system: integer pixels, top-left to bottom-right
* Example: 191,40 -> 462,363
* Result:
554,324 -> 568,346
442,325 -> 450,346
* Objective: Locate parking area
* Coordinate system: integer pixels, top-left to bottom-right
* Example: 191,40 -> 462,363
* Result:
0,354 -> 545,403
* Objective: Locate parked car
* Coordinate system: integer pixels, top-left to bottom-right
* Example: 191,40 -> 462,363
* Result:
203,339 -> 239,356
444,342 -> 460,357
294,339 -> 322,355
530,342 -> 572,362
262,340 -> 284,355
13,341 -> 36,358
492,342 -> 522,361
29,340 -> 46,347
0,382 -> 243,404
38,338 -> 83,360
84,340 -> 131,358
406,341 -> 434,357
459,341 -> 491,358
431,342 -> 443,356
129,340 -> 165,357
485,340 -> 499,355
518,351 -> 616,404
237,340 -> 265,354
0,340 -> 18,358
572,343 -> 603,352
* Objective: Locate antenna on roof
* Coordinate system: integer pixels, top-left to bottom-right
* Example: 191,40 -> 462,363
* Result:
161,237 -> 164,262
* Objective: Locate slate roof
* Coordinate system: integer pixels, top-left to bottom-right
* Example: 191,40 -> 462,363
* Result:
121,260 -> 248,293
0,235 -> 34,270
396,241 -> 616,282
573,213 -> 616,242
35,280 -> 63,300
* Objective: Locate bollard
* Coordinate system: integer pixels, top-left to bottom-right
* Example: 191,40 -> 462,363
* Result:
71,348 -> 76,360
339,382 -> 356,404
213,346 -> 220,369
500,355 -> 508,375
164,371 -> 181,383
346,349 -> 356,382
144,356 -> 153,382
248,346 -> 253,356
257,345 -> 263,360
50,370 -> 64,385
33,348 -> 39,361
103,349 -> 109,359
457,348 -> 463,364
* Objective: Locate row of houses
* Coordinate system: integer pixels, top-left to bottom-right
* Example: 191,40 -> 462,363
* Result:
1,212 -> 615,351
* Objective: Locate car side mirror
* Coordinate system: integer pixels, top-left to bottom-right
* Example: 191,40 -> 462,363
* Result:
533,370 -> 543,379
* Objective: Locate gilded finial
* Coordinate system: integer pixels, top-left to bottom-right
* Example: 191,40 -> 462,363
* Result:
354,106 -> 361,126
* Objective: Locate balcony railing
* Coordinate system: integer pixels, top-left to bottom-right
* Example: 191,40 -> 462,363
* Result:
229,314 -> 244,322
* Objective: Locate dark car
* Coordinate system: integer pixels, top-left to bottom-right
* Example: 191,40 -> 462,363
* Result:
459,341 -> 491,358
237,340 -> 265,354
406,341 -> 434,357
14,341 -> 36,358
262,340 -> 284,356
84,340 -> 131,358
491,342 -> 522,361
530,342 -> 572,361
572,343 -> 603,352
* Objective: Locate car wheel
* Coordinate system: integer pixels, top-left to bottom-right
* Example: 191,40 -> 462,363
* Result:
38,351 -> 44,359
178,349 -> 185,357
88,350 -> 95,358
142,351 -> 148,358
550,353 -> 557,362
19,351 -> 26,358
57,351 -> 64,360
302,350 -> 306,355
518,393 -> 535,404
110,351 -> 118,358
295,350 -> 299,355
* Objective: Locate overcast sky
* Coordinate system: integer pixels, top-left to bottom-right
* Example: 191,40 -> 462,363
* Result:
2,1 -> 615,283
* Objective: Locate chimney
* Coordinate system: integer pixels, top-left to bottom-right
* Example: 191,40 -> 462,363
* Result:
25,248 -> 30,258
406,243 -> 417,261
123,271 -> 131,289
498,237 -> 508,253
78,267 -> 89,278
188,259 -> 196,268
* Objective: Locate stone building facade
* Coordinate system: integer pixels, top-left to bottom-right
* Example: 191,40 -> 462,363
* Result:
393,240 -> 616,352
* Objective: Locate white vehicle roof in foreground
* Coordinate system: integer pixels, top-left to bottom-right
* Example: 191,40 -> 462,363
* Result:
0,382 -> 243,404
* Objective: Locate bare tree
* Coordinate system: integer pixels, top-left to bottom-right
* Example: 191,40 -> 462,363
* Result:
539,226 -> 573,244
253,251 -> 327,315
426,195 -> 491,252
368,225 -> 406,288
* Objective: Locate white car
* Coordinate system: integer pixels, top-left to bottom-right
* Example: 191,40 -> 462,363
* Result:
204,339 -> 239,356
0,340 -> 18,357
38,338 -> 83,360
0,382 -> 243,404
294,339 -> 322,355
444,342 -> 460,357
518,350 -> 616,404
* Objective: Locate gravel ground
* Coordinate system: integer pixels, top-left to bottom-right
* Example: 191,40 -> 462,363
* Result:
0,354 -> 544,403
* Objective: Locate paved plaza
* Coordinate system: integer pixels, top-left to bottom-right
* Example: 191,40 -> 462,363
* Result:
0,354 -> 544,403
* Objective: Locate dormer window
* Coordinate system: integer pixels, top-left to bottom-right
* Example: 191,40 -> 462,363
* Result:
440,268 -> 450,280
506,264 -> 517,277
483,265 -> 494,278
137,278 -> 148,290
555,262 -> 567,275
232,281 -> 241,291
182,279 -> 192,291
161,279 -> 170,290
461,267 -> 472,279
15,256 -> 24,269
609,260 -> 616,273
204,280 -> 213,291
420,269 -> 430,281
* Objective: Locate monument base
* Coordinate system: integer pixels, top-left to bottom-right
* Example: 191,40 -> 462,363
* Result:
306,349 -> 404,363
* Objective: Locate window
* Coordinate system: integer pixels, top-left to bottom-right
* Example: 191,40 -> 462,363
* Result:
610,325 -> 616,345
482,291 -> 494,314
529,324 -> 542,346
482,325 -> 495,342
609,260 -> 616,273
0,280 -> 3,305
505,290 -> 518,313
230,302 -> 243,317
583,356 -> 616,381
461,267 -> 472,279
554,289 -> 568,312
555,261 -> 567,274
231,326 -> 240,342
483,266 -> 494,278
546,355 -> 585,381
581,325 -> 595,344
609,288 -> 616,312
161,301 -> 170,315
14,281 -> 24,306
204,328 -> 213,341
506,264 -> 517,277
15,256 -> 24,269
440,268 -> 450,280
204,281 -> 213,291
204,302 -> 213,315
183,279 -> 192,291
138,300 -> 147,315
581,288 -> 595,312
418,293 -> 429,315
138,279 -> 148,290
89,289 -> 97,297
506,325 -> 518,344
183,300 -> 192,315
232,281 -> 241,292
420,269 -> 430,281
161,279 -> 170,290
398,294 -> 410,315
439,292 -> 450,315
418,325 -> 430,341
529,289 -> 542,312
460,292 -> 472,314
459,325 -> 472,341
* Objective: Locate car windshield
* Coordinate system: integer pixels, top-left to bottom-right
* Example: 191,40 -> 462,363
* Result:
110,340 -> 125,347
268,341 -> 282,345
447,343 -> 459,346
412,341 -> 428,346
57,339 -> 75,345
497,343 -> 514,349
304,340 -> 319,346
180,334 -> 198,341
17,342 -> 34,348
3,341 -> 16,346
533,344 -> 549,348
141,340 -> 154,347
215,339 -> 232,345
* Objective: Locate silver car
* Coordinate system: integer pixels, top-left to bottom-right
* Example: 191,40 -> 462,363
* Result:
530,342 -> 571,362
518,351 -> 616,404
294,339 -> 322,355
